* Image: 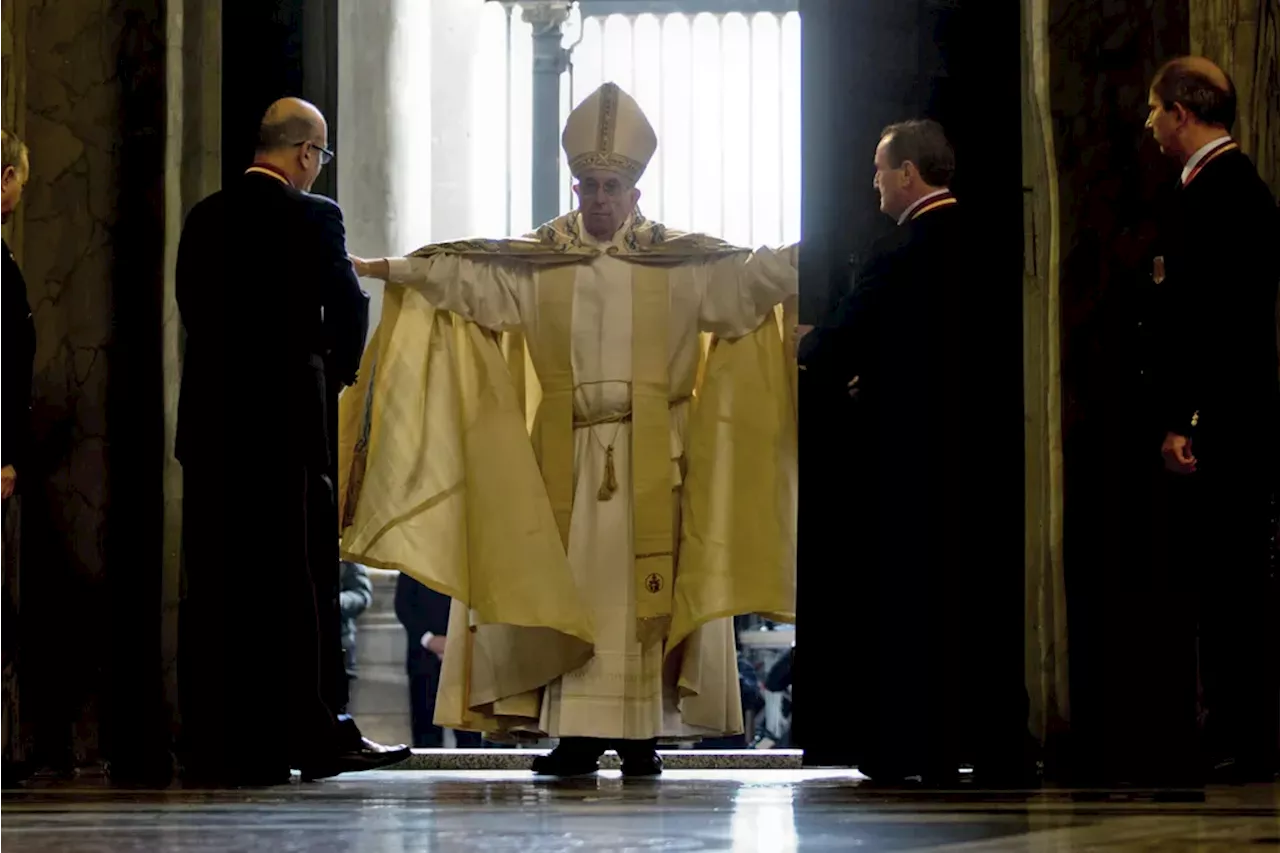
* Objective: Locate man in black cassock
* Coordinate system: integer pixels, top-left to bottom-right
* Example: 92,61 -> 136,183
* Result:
798,120 -> 1028,785
1143,57 -> 1280,784
176,98 -> 408,785
2,129 -> 35,781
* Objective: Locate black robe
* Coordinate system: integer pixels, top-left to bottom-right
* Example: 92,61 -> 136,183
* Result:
174,170 -> 368,778
1146,146 -> 1280,777
2,239 -> 36,771
799,200 -> 1027,778
2,239 -> 36,484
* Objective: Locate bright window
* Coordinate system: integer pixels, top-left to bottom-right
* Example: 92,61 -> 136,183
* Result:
471,4 -> 801,247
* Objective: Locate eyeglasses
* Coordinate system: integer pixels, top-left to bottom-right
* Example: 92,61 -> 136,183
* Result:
295,140 -> 334,166
577,179 -> 629,198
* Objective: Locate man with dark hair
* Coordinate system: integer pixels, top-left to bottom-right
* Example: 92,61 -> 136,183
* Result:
176,97 -> 407,786
877,119 -> 957,191
797,120 -> 1029,785
1143,56 -> 1280,784
2,128 -> 34,780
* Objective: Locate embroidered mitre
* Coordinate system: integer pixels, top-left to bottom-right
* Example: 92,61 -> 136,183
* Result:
561,82 -> 657,183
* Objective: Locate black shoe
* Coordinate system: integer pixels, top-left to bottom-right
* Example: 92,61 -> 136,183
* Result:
298,738 -> 412,781
620,752 -> 664,778
531,743 -> 603,777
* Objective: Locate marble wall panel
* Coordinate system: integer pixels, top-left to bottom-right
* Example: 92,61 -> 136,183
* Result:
1191,0 -> 1280,196
5,0 -> 171,771
1050,0 -> 1194,784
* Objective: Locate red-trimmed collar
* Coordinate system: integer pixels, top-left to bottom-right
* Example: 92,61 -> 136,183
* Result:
245,162 -> 292,186
899,189 -> 957,224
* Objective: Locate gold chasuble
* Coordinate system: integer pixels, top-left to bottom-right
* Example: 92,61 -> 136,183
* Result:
338,82 -> 797,741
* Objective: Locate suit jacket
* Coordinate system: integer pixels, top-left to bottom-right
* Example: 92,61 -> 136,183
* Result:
2,239 -> 36,482
1148,147 -> 1280,459
797,200 -> 993,572
394,573 -> 453,676
175,170 -> 369,470
799,202 -> 983,444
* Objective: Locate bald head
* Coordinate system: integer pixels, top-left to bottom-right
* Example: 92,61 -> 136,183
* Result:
1151,56 -> 1236,130
253,98 -> 330,191
256,97 -> 327,155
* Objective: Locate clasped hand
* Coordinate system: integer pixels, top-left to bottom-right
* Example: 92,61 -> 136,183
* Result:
1161,431 -> 1197,475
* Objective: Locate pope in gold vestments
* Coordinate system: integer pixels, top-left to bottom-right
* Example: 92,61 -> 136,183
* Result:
339,83 -> 797,748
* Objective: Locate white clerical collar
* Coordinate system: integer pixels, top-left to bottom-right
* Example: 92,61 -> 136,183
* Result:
1180,136 -> 1233,186
898,188 -> 952,225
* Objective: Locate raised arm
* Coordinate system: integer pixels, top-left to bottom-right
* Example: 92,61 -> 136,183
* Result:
350,253 -> 527,332
310,197 -> 370,388
698,243 -> 799,339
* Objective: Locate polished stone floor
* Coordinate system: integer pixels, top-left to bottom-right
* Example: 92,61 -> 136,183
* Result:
2,770 -> 1278,852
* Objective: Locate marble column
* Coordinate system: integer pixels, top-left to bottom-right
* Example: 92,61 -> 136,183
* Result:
160,0 -> 221,751
1021,0 -> 1070,771
336,0 -> 432,334
3,0 -> 172,774
1190,0 -> 1280,196
521,1 -> 571,228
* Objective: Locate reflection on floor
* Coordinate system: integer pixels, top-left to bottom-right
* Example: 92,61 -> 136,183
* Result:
2,770 -> 1278,852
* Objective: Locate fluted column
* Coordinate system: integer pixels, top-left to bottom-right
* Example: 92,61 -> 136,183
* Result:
522,1 -> 571,228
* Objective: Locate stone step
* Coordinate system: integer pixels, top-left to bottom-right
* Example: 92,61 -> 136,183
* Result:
385,749 -> 805,771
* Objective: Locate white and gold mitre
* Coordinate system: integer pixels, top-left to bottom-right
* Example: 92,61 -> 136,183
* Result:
561,82 -> 657,183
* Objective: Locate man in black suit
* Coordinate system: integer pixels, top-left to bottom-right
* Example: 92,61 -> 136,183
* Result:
2,129 -> 35,779
2,130 -> 34,506
1144,57 -> 1280,783
176,98 -> 408,785
797,120 -> 1027,785
393,574 -> 482,748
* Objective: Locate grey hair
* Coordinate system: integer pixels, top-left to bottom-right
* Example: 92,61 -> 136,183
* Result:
255,115 -> 319,154
2,129 -> 29,175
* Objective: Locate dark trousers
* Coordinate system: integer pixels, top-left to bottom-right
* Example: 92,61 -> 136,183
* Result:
179,460 -> 339,776
1176,451 -> 1280,773
408,665 -> 482,748
2,498 -> 22,768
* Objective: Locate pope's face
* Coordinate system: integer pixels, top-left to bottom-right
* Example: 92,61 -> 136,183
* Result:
574,169 -> 640,240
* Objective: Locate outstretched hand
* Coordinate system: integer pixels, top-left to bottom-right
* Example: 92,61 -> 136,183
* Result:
348,254 -> 372,278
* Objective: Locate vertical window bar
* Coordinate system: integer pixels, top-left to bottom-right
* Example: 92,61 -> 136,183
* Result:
504,3 -> 513,237
717,14 -> 725,239
777,13 -> 785,245
747,16 -> 755,246
657,23 -> 665,221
